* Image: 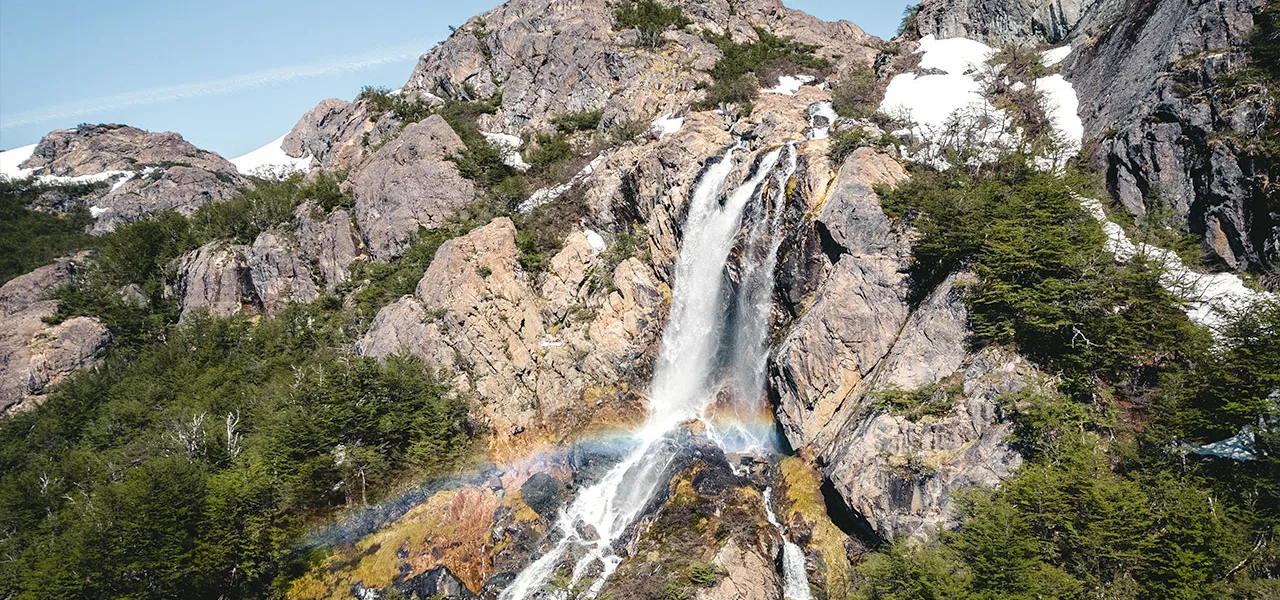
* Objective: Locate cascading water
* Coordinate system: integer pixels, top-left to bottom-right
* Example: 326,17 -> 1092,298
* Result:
763,487 -> 813,600
501,143 -> 793,599
704,143 -> 798,455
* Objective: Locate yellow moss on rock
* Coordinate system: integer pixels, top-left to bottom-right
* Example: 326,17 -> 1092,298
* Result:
287,486 -> 500,600
779,454 -> 854,598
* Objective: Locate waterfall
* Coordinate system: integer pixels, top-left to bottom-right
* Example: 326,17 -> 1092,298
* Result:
501,143 -> 792,599
705,143 -> 797,455
763,487 -> 813,600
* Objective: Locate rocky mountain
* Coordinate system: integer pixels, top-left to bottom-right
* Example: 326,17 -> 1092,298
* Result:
0,0 -> 1276,598
16,124 -> 248,233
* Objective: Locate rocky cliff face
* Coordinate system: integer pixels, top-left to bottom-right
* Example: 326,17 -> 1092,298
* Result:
355,217 -> 663,457
915,0 -> 1095,43
916,0 -> 1278,278
0,254 -> 110,415
400,0 -> 876,134
177,202 -> 364,320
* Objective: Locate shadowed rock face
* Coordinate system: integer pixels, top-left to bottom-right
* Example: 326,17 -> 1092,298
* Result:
916,0 -> 1277,276
21,124 -> 248,233
1067,0 -> 1275,273
915,0 -> 1097,43
0,255 -> 110,416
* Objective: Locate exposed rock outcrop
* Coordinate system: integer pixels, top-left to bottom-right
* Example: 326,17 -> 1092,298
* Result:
20,124 -> 247,233
824,346 -> 1033,541
916,0 -> 1277,276
914,0 -> 1097,44
293,202 -> 366,290
1067,0 -> 1276,273
356,218 -> 663,454
0,255 -> 110,415
177,242 -> 256,320
248,232 -> 320,316
348,115 -> 477,259
771,147 -> 912,451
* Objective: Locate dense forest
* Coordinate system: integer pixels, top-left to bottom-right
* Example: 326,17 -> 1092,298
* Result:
857,154 -> 1280,598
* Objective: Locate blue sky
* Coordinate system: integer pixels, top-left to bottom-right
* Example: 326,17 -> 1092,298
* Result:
0,0 -> 912,157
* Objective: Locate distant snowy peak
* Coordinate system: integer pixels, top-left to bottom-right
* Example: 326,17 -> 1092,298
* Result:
231,134 -> 313,178
0,144 -> 38,180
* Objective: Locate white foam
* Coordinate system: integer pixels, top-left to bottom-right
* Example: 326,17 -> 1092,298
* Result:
806,101 -> 838,140
230,134 -> 314,178
764,487 -> 812,600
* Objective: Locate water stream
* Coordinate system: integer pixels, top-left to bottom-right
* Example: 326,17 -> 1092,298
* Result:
501,143 -> 795,599
763,487 -> 814,600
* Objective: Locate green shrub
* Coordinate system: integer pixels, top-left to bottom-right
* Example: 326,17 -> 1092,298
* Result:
831,65 -> 880,119
687,561 -> 723,587
828,128 -> 871,164
871,383 -> 956,421
699,26 -> 831,109
875,156 -> 1208,400
524,132 -> 573,170
356,86 -> 433,125
0,178 -> 100,284
614,0 -> 689,48
515,185 -> 589,275
551,109 -> 604,133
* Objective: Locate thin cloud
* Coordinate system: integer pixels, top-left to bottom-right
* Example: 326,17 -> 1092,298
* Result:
0,42 -> 432,129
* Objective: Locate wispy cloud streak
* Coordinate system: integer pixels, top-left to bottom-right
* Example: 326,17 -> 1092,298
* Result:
0,42 -> 431,129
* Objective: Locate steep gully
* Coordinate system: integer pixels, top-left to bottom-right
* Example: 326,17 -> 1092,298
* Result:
501,141 -> 805,598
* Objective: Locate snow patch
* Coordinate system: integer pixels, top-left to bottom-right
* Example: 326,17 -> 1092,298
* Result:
1041,45 -> 1073,68
1080,197 -> 1269,327
518,153 -> 606,212
1036,74 -> 1083,149
231,134 -> 314,178
650,115 -> 684,137
482,131 -> 531,172
916,35 -> 995,75
0,144 -> 38,179
584,229 -> 606,256
762,74 -> 816,96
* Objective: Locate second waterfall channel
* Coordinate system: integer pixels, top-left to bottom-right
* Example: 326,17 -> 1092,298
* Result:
501,142 -> 805,599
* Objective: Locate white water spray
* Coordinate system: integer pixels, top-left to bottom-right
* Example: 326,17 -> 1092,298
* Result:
705,143 -> 798,455
763,487 -> 813,600
501,144 -> 790,599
